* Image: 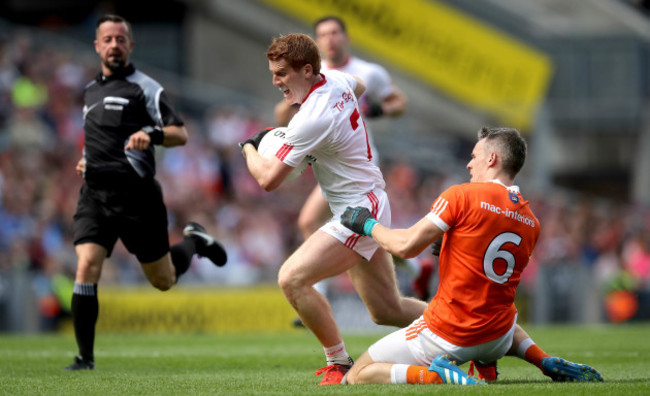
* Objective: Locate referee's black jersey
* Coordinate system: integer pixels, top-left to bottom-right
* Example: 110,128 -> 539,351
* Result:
82,63 -> 183,189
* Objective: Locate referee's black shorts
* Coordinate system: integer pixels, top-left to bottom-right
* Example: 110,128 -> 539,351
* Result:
72,179 -> 170,263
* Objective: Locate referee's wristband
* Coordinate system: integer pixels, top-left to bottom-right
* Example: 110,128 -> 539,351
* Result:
363,218 -> 378,236
143,126 -> 165,145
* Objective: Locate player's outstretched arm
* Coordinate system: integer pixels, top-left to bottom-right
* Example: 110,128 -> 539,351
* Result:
381,85 -> 407,117
372,217 -> 443,259
341,207 -> 443,259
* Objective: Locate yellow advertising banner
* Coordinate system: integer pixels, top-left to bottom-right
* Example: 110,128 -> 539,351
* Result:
58,286 -> 297,334
260,0 -> 553,130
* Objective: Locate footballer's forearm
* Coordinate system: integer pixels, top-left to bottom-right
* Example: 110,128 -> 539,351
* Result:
371,218 -> 443,259
243,146 -> 290,192
381,87 -> 407,117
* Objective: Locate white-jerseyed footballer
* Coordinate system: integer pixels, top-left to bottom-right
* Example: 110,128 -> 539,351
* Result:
240,33 -> 427,386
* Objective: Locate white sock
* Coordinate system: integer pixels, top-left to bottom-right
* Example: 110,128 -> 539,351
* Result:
517,338 -> 535,359
390,364 -> 409,384
324,341 -> 351,366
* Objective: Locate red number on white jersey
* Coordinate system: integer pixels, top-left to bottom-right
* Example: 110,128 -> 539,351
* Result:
349,108 -> 372,161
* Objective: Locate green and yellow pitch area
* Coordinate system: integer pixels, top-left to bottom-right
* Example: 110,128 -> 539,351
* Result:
1,323 -> 649,395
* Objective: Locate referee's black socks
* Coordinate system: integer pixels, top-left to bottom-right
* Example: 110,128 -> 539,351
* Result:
170,238 -> 196,278
71,283 -> 98,362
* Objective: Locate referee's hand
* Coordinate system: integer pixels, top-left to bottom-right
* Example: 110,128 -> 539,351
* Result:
125,130 -> 152,150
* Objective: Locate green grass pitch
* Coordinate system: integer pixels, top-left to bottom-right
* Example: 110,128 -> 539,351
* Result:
1,323 -> 648,395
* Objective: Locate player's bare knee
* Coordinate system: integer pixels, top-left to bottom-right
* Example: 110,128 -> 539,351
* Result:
278,271 -> 298,301
277,267 -> 292,291
345,372 -> 358,384
76,265 -> 99,281
346,365 -> 371,384
75,259 -> 101,282
278,268 -> 310,305
367,307 -> 400,326
297,218 -> 317,239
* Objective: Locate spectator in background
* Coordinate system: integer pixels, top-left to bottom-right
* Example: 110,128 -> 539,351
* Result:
624,226 -> 650,281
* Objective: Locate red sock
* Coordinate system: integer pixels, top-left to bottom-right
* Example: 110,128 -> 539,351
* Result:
406,365 -> 444,384
524,344 -> 550,370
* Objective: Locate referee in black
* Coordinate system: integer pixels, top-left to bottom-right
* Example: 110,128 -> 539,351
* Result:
66,14 -> 227,370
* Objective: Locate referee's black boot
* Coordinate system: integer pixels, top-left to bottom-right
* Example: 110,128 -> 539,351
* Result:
183,222 -> 228,267
65,355 -> 95,370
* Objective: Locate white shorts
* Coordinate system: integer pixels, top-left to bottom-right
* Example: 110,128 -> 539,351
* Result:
368,315 -> 517,366
320,189 -> 391,261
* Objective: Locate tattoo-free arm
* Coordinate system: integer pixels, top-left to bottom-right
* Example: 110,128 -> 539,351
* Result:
371,217 -> 444,259
380,85 -> 407,117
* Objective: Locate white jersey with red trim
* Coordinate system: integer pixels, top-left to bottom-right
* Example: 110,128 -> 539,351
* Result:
322,57 -> 393,164
322,56 -> 394,108
280,69 -> 385,216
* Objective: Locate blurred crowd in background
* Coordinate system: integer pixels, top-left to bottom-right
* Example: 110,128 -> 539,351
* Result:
1,27 -> 649,330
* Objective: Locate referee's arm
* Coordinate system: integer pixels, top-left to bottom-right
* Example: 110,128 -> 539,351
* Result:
125,125 -> 188,150
159,124 -> 188,147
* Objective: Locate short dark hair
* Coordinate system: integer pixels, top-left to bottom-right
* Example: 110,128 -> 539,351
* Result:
478,127 -> 527,177
313,16 -> 347,33
96,14 -> 133,41
266,33 -> 321,74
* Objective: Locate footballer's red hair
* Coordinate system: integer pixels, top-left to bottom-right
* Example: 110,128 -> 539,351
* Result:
266,33 -> 321,75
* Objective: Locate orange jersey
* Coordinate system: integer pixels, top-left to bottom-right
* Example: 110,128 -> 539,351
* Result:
423,180 -> 540,346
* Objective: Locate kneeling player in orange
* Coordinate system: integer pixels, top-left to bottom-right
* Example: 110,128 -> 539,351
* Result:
341,127 -> 603,385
